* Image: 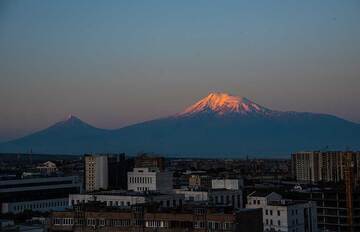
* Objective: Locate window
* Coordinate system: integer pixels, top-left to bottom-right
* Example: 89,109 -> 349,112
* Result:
278,220 -> 281,226
266,219 -> 269,225
277,210 -> 280,216
265,209 -> 268,215
253,199 -> 256,204
270,210 -> 273,216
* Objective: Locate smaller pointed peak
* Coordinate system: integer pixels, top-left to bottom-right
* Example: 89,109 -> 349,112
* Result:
66,114 -> 79,121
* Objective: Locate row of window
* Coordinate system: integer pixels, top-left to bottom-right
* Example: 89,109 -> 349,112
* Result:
53,218 -> 232,229
212,194 -> 241,208
265,209 -> 281,216
53,218 -> 131,227
13,200 -> 67,212
137,187 -> 149,191
71,199 -> 131,207
129,176 -> 153,184
265,218 -> 299,227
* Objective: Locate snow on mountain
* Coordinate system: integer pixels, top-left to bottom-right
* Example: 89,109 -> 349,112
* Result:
177,92 -> 271,116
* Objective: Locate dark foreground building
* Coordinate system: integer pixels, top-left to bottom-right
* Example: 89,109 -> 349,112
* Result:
48,202 -> 263,232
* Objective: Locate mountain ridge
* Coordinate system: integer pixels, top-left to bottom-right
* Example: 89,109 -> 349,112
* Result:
1,92 -> 359,156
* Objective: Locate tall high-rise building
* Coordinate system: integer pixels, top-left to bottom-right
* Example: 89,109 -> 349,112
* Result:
84,154 -> 134,192
84,155 -> 108,192
292,151 -> 360,184
108,154 -> 134,190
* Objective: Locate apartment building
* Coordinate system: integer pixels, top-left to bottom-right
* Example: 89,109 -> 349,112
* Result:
292,151 -> 360,184
246,191 -> 318,232
84,155 -> 108,192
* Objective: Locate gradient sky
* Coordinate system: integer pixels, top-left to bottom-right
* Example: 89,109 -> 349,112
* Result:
0,0 -> 359,142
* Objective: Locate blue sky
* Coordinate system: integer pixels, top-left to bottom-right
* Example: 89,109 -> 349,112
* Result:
0,0 -> 359,141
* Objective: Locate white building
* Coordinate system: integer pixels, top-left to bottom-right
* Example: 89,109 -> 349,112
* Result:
246,191 -> 318,232
36,161 -> 58,175
69,191 -> 184,208
211,178 -> 244,190
127,168 -> 173,193
84,155 -> 108,192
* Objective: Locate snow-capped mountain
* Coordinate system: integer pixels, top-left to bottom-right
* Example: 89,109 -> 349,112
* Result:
177,92 -> 271,116
1,93 -> 360,156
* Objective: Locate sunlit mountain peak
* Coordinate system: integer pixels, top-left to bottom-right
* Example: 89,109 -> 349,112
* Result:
178,92 -> 270,116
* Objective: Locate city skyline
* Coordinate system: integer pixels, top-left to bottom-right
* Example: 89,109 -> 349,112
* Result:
1,0 -> 360,141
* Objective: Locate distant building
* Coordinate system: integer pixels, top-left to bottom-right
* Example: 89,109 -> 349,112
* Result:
211,178 -> 244,190
246,191 -> 317,232
36,161 -> 58,176
0,176 -> 81,214
292,151 -> 360,184
188,174 -> 211,190
84,155 -> 108,192
127,168 -> 173,193
135,154 -> 165,171
174,189 -> 209,202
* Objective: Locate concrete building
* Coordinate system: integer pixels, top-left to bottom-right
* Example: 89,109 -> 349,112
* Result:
246,192 -> 318,232
69,191 -> 184,208
127,168 -> 173,193
292,151 -> 360,184
292,188 -> 360,232
211,178 -> 244,190
84,155 -> 108,192
0,176 -> 81,214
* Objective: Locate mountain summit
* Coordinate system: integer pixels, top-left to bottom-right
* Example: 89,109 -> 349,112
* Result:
178,92 -> 270,116
1,93 -> 360,156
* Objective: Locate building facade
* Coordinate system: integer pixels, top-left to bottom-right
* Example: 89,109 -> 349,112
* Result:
69,191 -> 184,209
49,202 -> 263,232
84,155 -> 108,192
127,168 -> 173,193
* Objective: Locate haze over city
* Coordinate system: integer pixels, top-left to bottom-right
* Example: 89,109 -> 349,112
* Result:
1,0 -> 360,142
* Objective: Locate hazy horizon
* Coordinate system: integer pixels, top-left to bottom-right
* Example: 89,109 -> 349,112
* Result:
1,0 -> 359,141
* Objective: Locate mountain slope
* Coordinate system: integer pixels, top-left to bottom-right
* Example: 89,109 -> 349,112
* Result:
1,93 -> 360,156
0,115 -> 110,154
